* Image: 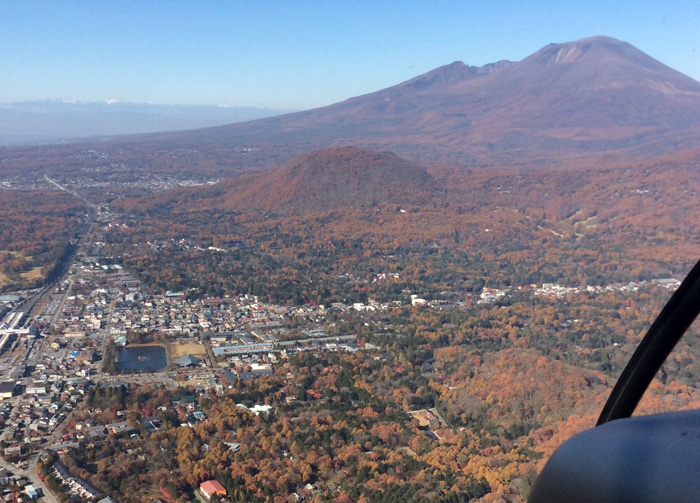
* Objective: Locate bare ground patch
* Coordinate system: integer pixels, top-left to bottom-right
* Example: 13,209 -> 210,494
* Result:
21,266 -> 44,281
170,340 -> 208,358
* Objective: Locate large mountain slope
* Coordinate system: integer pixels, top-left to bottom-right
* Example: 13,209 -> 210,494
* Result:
149,36 -> 700,168
3,36 -> 699,178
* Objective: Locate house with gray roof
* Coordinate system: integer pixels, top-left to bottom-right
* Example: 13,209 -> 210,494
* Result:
173,354 -> 203,367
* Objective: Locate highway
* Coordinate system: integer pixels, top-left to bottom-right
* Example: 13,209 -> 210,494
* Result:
43,176 -> 97,209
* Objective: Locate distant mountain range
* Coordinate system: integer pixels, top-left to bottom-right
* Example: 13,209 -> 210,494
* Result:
0,100 -> 287,145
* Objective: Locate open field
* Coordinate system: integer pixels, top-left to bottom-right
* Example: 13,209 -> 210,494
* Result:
2,265 -> 44,288
170,340 -> 207,358
0,250 -> 37,287
21,266 -> 43,281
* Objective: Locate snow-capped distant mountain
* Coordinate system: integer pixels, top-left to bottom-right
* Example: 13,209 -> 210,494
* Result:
0,100 -> 288,145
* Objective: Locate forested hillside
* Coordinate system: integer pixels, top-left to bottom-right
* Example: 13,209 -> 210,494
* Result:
3,34 -> 700,503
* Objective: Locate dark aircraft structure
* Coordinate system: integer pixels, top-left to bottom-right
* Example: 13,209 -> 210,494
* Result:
529,260 -> 700,502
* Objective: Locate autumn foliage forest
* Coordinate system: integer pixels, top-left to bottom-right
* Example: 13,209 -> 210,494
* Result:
3,143 -> 700,503
4,35 -> 700,502
35,296 -> 700,503
109,148 -> 700,303
48,148 -> 696,502
0,190 -> 87,289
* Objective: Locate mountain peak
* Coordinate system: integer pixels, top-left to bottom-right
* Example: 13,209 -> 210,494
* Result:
129,36 -> 700,169
266,146 -> 438,212
573,35 -> 624,44
520,35 -> 696,81
399,61 -> 479,90
526,35 -> 639,66
399,59 -> 513,91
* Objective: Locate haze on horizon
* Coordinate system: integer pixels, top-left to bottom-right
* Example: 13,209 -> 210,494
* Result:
1,0 -> 700,112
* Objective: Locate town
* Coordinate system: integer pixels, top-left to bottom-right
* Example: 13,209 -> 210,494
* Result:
0,204 -> 685,503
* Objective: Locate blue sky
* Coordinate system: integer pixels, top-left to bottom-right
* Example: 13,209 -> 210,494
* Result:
1,1 -> 699,110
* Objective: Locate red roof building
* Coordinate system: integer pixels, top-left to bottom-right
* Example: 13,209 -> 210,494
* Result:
200,480 -> 227,500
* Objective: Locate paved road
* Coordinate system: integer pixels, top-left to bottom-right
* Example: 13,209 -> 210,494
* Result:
203,339 -> 217,368
28,456 -> 58,503
43,176 -> 97,209
0,454 -> 57,503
